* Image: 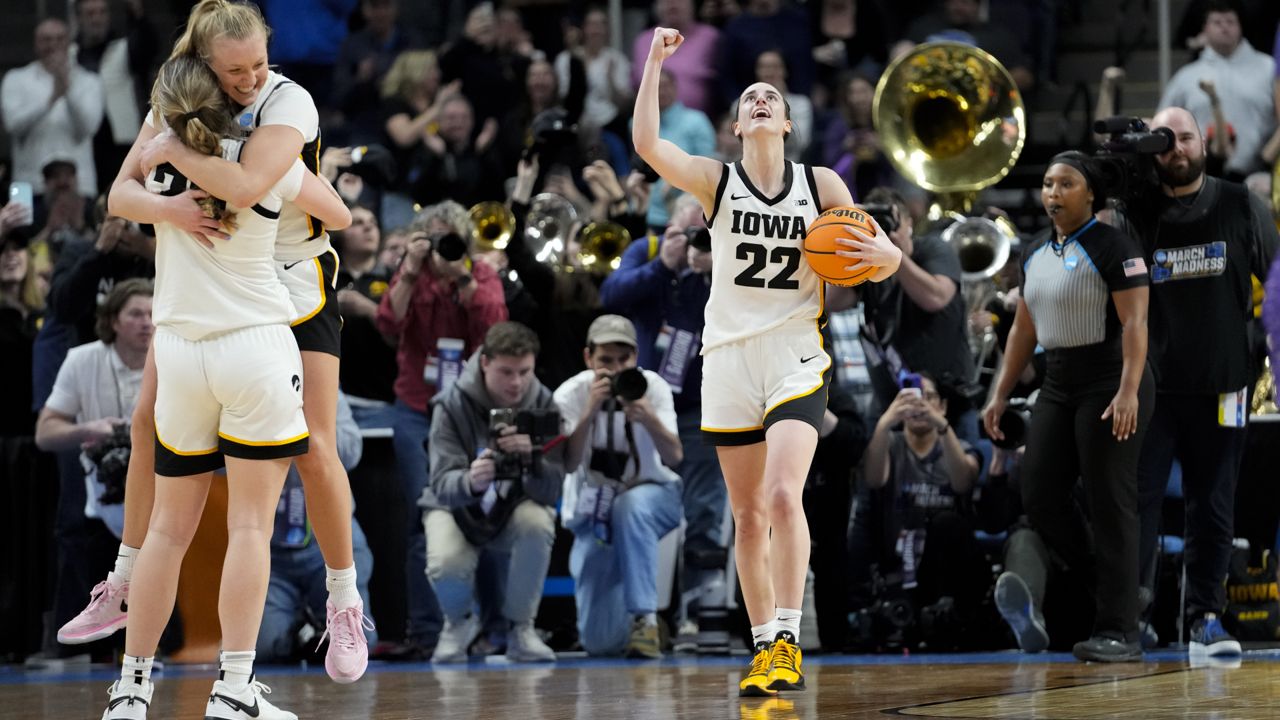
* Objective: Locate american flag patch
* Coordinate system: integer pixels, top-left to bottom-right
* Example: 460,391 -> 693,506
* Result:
1123,257 -> 1147,277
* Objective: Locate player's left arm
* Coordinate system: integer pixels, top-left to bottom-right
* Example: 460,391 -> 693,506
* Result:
813,167 -> 901,282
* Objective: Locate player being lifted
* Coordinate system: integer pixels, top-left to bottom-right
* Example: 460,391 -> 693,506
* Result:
633,27 -> 900,697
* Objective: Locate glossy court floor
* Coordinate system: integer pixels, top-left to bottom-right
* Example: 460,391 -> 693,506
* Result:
2,649 -> 1277,719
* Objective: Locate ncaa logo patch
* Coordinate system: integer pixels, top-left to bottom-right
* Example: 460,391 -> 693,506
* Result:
238,112 -> 254,128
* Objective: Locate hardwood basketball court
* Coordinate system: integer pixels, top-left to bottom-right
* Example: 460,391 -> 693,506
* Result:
4,650 -> 1277,719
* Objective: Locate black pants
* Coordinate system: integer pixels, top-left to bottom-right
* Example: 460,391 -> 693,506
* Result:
1022,346 -> 1154,641
1137,391 -> 1247,619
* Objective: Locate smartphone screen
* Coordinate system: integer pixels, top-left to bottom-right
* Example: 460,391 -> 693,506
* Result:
8,182 -> 33,227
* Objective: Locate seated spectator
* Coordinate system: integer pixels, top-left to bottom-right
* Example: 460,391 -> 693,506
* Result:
413,94 -> 504,208
331,0 -> 423,145
424,322 -> 565,663
753,50 -> 812,161
555,315 -> 684,658
258,392 -> 378,662
720,0 -> 815,104
439,2 -> 530,125
1158,0 -> 1276,178
73,0 -> 159,195
379,50 -> 456,228
631,0 -> 721,118
810,0 -> 890,98
375,202 -> 508,654
822,73 -> 893,202
558,6 -> 633,139
892,0 -> 1035,92
1,18 -> 104,197
34,279 -> 150,645
856,374 -> 983,644
334,206 -> 398,428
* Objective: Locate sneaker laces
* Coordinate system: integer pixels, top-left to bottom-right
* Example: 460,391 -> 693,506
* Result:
84,579 -> 118,613
318,606 -> 375,652
771,640 -> 799,674
747,646 -> 771,677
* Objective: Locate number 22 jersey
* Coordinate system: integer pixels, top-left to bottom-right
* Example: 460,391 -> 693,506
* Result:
702,161 -> 823,352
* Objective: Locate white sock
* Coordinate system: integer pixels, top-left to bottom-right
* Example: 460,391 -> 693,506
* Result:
636,612 -> 658,628
325,565 -> 360,609
218,650 -> 256,692
120,654 -> 152,688
775,607 -> 802,643
751,620 -> 778,648
113,544 -> 139,583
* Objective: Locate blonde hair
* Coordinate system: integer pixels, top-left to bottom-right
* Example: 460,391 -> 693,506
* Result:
169,0 -> 271,62
21,241 -> 49,314
381,50 -> 438,101
150,56 -> 240,231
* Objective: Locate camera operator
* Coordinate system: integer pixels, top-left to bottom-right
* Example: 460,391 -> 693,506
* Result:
857,373 -> 982,646
1130,107 -> 1279,658
34,279 -> 151,643
597,196 -> 725,632
555,315 -> 684,658
375,204 -> 508,654
423,321 -> 565,664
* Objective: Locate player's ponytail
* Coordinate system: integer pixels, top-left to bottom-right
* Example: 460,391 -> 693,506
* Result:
150,56 -> 240,231
169,0 -> 271,63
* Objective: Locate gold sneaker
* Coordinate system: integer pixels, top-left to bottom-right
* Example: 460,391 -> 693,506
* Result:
738,642 -> 775,697
766,633 -> 804,691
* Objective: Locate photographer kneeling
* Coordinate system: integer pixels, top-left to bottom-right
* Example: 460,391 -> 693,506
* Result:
423,321 -> 565,664
36,279 -> 152,642
554,315 -> 684,658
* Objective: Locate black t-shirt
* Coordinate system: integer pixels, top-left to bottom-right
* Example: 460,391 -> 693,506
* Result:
1019,220 -> 1149,350
864,232 -> 975,390
1128,177 -> 1277,393
902,14 -> 1030,72
336,265 -> 398,403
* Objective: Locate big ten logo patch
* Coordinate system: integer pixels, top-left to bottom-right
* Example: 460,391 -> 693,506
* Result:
1152,242 -> 1226,283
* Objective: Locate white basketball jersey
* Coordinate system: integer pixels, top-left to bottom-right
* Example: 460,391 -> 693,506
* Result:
148,140 -> 303,341
233,71 -> 330,263
702,161 -> 824,352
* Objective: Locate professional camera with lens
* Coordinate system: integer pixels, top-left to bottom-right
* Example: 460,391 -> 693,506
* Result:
684,226 -> 712,253
526,108 -> 580,169
85,423 -> 132,505
1092,116 -> 1174,206
489,407 -> 561,480
610,367 -> 648,402
860,202 -> 899,235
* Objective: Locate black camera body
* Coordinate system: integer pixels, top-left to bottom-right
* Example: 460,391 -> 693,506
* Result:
489,407 -> 561,479
978,396 -> 1034,450
860,202 -> 899,235
610,367 -> 648,402
1093,116 -> 1174,206
86,423 -> 132,505
685,226 -> 712,253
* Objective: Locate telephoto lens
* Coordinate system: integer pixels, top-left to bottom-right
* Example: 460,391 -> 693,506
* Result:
611,367 -> 648,402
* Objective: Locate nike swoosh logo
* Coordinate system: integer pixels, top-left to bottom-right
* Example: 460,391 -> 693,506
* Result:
108,695 -> 148,710
800,355 -> 819,363
211,693 -> 259,717
730,193 -> 751,201
282,259 -> 308,271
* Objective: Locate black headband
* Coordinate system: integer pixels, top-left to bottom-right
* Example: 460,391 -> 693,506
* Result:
179,110 -> 202,123
1049,153 -> 1093,189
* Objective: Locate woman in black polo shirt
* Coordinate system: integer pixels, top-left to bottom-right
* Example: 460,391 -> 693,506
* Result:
982,151 -> 1154,662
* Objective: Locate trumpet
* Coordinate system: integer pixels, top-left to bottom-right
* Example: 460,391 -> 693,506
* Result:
576,221 -> 631,275
468,201 -> 515,252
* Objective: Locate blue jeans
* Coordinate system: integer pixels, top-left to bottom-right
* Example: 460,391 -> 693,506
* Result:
258,519 -> 377,661
349,400 -> 396,431
391,399 -> 442,645
569,481 -> 683,655
676,408 -> 727,607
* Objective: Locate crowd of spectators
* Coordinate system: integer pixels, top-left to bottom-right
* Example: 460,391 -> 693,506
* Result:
3,0 -> 1280,663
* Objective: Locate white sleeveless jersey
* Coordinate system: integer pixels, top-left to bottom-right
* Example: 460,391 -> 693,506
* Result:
147,139 -> 304,341
702,161 -> 824,352
232,71 -> 329,263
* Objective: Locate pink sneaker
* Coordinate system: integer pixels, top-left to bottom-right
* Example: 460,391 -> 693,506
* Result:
319,600 -> 372,683
59,572 -> 129,644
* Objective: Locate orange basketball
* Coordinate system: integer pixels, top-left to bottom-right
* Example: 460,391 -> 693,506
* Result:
804,206 -> 882,286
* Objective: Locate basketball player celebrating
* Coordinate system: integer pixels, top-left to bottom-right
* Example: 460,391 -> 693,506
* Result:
635,28 -> 900,696
66,0 -> 371,684
102,55 -> 350,720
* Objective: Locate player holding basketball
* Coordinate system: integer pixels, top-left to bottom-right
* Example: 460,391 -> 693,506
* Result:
635,28 -> 900,696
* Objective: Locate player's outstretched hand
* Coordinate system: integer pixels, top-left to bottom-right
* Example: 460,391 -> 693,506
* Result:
648,27 -> 683,62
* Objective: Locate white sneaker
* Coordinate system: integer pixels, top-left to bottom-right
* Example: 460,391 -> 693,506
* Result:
102,678 -> 152,720
61,572 -> 129,644
431,616 -> 480,664
204,679 -> 297,720
505,621 -> 556,663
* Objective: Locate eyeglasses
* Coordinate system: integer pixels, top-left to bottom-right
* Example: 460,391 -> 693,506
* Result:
923,391 -> 941,402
